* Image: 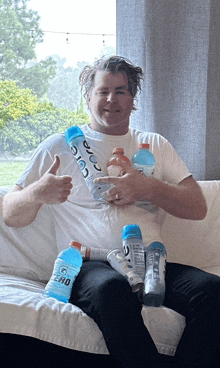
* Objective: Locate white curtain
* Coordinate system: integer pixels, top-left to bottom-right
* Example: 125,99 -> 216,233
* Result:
116,0 -> 220,180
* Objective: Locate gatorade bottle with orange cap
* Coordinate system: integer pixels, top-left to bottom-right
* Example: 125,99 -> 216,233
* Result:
69,240 -> 110,261
44,241 -> 83,302
132,143 -> 155,176
107,147 -> 131,177
132,143 -> 156,211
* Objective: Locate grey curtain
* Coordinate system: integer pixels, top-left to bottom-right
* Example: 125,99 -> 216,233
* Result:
116,0 -> 220,180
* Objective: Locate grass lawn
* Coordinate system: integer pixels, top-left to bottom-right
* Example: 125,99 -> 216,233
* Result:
0,161 -> 28,187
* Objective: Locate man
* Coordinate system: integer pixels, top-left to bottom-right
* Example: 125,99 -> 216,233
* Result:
3,56 -> 220,368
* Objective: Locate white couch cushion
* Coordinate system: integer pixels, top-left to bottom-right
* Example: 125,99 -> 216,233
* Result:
0,274 -> 185,356
161,180 -> 220,275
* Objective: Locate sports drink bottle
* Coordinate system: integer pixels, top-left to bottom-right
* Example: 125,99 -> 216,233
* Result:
107,249 -> 144,292
44,241 -> 83,303
143,241 -> 167,307
65,126 -> 110,201
107,147 -> 131,177
132,143 -> 157,211
122,224 -> 145,280
132,143 -> 155,176
69,241 -> 110,261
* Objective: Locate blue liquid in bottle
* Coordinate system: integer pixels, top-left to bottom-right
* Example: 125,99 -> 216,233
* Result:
44,242 -> 83,303
132,143 -> 157,212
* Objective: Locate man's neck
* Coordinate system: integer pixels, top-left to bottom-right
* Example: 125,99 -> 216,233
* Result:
88,123 -> 129,136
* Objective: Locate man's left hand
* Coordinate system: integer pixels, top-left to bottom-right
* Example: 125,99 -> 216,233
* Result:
94,160 -> 151,206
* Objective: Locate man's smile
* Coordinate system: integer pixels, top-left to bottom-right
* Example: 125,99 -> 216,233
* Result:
103,109 -> 120,113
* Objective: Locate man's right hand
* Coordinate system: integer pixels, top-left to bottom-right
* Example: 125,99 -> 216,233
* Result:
2,155 -> 73,228
35,155 -> 73,205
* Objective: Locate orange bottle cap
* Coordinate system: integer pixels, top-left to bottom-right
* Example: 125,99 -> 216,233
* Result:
138,143 -> 150,149
69,241 -> 82,250
112,147 -> 124,154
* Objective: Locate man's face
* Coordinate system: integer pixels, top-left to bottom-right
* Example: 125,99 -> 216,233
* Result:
87,70 -> 134,135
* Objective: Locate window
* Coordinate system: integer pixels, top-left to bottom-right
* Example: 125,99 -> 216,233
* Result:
0,0 -> 116,186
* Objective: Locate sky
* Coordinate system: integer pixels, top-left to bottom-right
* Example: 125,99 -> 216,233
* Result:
27,0 -> 116,67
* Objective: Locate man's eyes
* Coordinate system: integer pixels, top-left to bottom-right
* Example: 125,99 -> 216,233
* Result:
98,91 -> 108,95
97,91 -> 126,95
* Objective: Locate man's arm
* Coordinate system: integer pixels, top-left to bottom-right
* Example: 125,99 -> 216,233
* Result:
0,196 -> 3,216
94,163 -> 207,220
2,155 -> 73,228
142,175 -> 207,220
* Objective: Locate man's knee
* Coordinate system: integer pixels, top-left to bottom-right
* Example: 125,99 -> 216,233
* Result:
92,270 -> 132,304
188,271 -> 220,317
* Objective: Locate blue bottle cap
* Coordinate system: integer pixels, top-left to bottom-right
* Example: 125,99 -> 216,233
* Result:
122,224 -> 142,239
65,126 -> 84,143
147,241 -> 167,255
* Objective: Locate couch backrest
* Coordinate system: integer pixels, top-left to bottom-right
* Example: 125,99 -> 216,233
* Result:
161,180 -> 220,275
1,181 -> 220,281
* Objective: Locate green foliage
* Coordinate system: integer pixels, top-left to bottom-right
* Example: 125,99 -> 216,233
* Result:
47,56 -> 88,111
15,57 -> 57,98
0,0 -> 43,68
35,100 -> 56,114
0,109 -> 90,155
0,0 -> 56,97
0,79 -> 38,130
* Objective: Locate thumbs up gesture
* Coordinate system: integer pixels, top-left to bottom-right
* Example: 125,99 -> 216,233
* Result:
36,155 -> 73,205
47,154 -> 61,175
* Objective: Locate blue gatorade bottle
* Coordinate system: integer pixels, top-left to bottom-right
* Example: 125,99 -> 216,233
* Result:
132,143 -> 157,211
44,241 -> 83,303
132,143 -> 155,176
65,126 -> 110,201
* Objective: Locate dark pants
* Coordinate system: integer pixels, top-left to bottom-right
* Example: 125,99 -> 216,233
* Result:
69,261 -> 220,368
0,333 -> 121,368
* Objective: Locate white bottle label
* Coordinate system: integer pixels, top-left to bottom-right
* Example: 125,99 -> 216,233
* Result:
70,139 -> 109,200
132,163 -> 157,212
107,165 -> 122,177
123,239 -> 145,279
132,163 -> 155,177
89,248 -> 109,261
80,246 -> 109,261
107,249 -> 144,292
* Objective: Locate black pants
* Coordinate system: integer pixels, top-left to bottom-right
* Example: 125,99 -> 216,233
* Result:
69,261 -> 220,368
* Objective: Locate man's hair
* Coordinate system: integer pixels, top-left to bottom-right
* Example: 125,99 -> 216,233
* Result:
79,56 -> 144,110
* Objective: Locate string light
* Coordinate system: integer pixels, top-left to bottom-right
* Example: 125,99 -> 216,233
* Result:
0,27 -> 115,47
66,32 -> 69,44
0,27 -> 115,37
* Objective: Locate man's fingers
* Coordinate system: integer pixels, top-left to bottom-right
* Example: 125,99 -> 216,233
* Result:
93,176 -> 119,185
116,158 -> 130,171
47,155 -> 60,175
116,158 -> 136,174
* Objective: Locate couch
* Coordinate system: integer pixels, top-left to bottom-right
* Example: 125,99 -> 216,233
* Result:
0,180 -> 220,366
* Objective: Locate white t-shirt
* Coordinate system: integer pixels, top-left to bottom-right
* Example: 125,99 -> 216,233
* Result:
17,124 -> 191,252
